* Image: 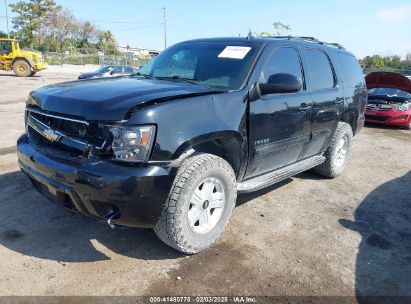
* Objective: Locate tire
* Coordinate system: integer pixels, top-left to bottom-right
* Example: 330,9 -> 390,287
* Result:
154,153 -> 237,254
405,119 -> 411,130
30,71 -> 36,77
13,60 -> 31,77
313,122 -> 353,178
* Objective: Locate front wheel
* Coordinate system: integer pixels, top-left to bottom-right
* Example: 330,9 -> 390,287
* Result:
313,122 -> 353,178
13,60 -> 31,77
154,154 -> 237,254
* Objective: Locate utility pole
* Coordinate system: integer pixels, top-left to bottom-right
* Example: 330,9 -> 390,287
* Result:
4,0 -> 10,38
162,6 -> 167,50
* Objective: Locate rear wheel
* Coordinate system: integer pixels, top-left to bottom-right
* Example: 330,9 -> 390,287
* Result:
313,122 -> 353,178
154,154 -> 237,254
13,60 -> 31,77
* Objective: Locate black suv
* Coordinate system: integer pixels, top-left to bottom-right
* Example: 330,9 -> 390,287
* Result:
17,37 -> 367,253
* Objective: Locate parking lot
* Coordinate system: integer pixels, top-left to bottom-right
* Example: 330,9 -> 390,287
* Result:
0,68 -> 410,298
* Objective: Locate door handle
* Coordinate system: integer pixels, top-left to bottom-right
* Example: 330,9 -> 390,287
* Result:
298,104 -> 312,111
335,97 -> 344,104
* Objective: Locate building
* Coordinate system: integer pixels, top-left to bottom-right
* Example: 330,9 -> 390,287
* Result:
117,46 -> 160,59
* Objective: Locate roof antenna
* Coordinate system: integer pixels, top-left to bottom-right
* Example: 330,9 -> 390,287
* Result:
247,30 -> 254,41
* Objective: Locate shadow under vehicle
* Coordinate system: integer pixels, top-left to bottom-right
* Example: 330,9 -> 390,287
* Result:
340,172 -> 411,303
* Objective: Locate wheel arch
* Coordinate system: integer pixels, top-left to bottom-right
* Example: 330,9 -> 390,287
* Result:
340,107 -> 359,135
12,57 -> 34,68
172,131 -> 246,179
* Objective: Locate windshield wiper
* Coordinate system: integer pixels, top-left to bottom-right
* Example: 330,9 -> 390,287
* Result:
155,75 -> 210,87
131,72 -> 153,79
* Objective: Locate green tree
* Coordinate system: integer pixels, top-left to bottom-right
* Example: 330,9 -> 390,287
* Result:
273,22 -> 291,35
259,31 -> 271,38
8,0 -> 122,57
257,21 -> 291,37
10,0 -> 61,49
360,54 -> 411,75
97,30 -> 119,55
0,30 -> 8,38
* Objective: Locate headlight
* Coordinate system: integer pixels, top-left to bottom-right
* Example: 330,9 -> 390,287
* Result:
395,104 -> 409,111
109,125 -> 155,162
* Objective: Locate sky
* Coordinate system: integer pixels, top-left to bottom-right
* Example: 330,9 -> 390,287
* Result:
1,0 -> 411,58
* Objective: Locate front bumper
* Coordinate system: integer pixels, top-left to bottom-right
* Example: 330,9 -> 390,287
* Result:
365,110 -> 410,127
34,62 -> 48,71
17,134 -> 175,228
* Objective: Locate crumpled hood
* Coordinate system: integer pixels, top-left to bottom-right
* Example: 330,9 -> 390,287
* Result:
28,77 -> 222,121
365,72 -> 411,94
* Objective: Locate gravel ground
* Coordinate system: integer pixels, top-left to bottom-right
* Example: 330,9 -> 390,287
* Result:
0,68 -> 410,300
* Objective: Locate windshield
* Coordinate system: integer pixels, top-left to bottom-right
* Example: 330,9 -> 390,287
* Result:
368,87 -> 411,99
138,41 -> 261,89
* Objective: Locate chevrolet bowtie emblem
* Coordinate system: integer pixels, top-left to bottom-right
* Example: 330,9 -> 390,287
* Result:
43,128 -> 61,142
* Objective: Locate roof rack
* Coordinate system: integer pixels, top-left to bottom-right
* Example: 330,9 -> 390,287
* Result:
325,42 -> 345,50
266,35 -> 345,50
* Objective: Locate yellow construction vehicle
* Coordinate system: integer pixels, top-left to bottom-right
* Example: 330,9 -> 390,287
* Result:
0,38 -> 48,77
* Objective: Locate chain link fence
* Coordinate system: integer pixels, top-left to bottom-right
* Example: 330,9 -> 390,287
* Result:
44,52 -> 151,68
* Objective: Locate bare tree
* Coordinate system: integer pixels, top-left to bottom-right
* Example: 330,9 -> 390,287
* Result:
48,8 -> 78,51
76,21 -> 100,53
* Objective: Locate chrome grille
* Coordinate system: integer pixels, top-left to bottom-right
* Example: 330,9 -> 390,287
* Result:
26,107 -> 106,159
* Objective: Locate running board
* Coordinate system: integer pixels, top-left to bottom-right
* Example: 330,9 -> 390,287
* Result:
237,155 -> 326,193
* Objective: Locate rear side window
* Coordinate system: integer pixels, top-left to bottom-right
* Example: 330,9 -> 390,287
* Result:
111,67 -> 123,74
125,67 -> 134,73
306,49 -> 335,91
261,47 -> 304,90
336,53 -> 364,88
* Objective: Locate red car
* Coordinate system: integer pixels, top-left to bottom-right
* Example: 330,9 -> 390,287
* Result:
365,72 -> 411,129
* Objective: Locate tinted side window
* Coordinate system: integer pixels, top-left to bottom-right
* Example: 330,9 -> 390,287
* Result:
306,49 -> 335,91
111,67 -> 123,74
336,53 -> 364,88
125,67 -> 134,73
261,47 -> 304,91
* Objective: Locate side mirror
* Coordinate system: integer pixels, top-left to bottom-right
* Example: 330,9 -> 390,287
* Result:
259,73 -> 302,95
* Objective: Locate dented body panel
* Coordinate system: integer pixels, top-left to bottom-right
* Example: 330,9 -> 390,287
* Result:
16,37 -> 367,228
